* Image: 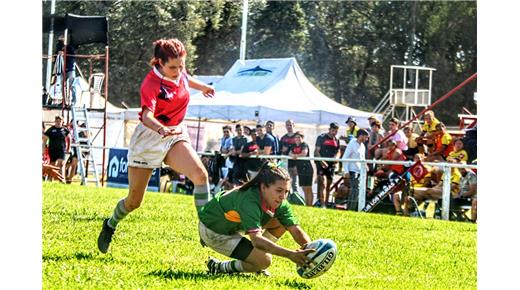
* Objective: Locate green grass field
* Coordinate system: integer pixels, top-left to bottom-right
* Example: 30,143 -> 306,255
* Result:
43,182 -> 476,289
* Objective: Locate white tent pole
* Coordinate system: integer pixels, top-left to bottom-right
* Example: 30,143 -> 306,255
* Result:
45,0 -> 57,92
239,0 -> 248,60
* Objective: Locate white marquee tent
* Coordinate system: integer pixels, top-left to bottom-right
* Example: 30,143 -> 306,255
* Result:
187,57 -> 380,128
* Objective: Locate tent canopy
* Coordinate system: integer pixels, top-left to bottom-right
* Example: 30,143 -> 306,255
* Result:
43,14 -> 108,46
187,58 -> 380,127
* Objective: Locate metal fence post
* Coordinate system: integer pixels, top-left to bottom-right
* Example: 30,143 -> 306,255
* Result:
441,164 -> 452,220
358,161 -> 367,212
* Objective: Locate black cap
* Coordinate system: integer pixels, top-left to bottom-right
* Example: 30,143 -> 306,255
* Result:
329,122 -> 339,129
345,117 -> 357,125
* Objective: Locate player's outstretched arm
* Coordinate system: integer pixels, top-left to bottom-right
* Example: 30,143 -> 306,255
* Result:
286,225 -> 312,249
187,75 -> 215,98
249,231 -> 314,267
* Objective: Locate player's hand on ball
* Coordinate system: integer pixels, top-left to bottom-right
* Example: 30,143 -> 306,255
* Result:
289,248 -> 316,267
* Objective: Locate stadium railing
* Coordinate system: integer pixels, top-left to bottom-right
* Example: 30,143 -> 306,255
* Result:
198,152 -> 478,221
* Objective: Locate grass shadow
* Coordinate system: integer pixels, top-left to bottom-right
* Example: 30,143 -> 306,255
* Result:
43,251 -> 94,262
276,278 -> 311,289
148,268 -> 215,281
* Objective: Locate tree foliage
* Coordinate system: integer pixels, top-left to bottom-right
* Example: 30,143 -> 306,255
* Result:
42,0 -> 476,124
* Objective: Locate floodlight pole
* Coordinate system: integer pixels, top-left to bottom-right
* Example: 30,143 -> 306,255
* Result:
239,0 -> 248,60
45,0 -> 56,92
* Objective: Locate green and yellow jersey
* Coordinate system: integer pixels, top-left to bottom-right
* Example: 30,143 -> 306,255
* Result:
199,187 -> 299,236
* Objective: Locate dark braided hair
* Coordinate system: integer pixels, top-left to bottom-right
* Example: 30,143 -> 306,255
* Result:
239,161 -> 291,192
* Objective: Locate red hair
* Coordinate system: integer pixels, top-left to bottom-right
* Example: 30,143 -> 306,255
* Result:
150,38 -> 187,66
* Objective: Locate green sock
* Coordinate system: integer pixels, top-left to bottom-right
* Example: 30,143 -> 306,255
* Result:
107,199 -> 129,229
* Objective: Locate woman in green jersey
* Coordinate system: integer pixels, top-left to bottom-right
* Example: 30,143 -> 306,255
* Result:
199,161 -> 315,276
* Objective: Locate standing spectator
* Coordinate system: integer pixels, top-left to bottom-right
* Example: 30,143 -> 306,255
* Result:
457,161 -> 477,222
416,110 -> 441,154
230,124 -> 248,185
220,125 -> 233,154
403,126 -> 420,160
219,125 -> 234,182
256,124 -> 275,157
280,119 -> 299,195
314,122 -> 341,208
265,120 -> 280,156
56,35 -> 78,105
426,122 -> 453,162
243,126 -> 252,141
342,129 -> 369,211
240,129 -> 261,179
447,138 -> 469,163
288,131 -> 314,206
43,115 -> 70,181
97,38 -> 215,254
341,117 -> 360,145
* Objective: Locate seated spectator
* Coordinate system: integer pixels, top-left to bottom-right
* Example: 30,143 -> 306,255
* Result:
288,131 -> 314,206
412,159 -> 462,205
416,110 -> 441,154
240,128 -> 261,179
425,122 -> 453,162
368,120 -> 384,160
314,122 -> 341,208
456,160 -> 477,222
462,126 -> 477,163
374,117 -> 407,160
376,140 -> 408,215
403,126 -> 421,160
410,154 -> 433,189
446,138 -> 469,163
342,129 -> 369,211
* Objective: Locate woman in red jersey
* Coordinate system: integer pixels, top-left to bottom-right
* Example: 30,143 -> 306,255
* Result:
97,38 -> 215,253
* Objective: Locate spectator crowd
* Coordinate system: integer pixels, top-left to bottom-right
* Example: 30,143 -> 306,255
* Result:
200,109 -> 477,222
43,109 -> 477,222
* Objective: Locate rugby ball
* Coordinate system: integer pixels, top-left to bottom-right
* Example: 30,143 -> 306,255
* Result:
297,239 -> 338,279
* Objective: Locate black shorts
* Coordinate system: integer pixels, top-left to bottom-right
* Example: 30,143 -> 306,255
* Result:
230,237 -> 255,261
49,149 -> 65,162
288,159 -> 297,169
298,174 -> 313,187
315,161 -> 335,177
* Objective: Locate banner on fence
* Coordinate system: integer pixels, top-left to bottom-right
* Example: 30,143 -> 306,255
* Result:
106,148 -> 161,192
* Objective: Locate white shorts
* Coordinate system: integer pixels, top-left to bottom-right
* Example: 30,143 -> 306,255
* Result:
127,122 -> 190,169
198,221 -> 244,257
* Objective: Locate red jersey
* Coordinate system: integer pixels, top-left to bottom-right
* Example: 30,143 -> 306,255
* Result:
139,67 -> 190,126
386,148 -> 406,174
